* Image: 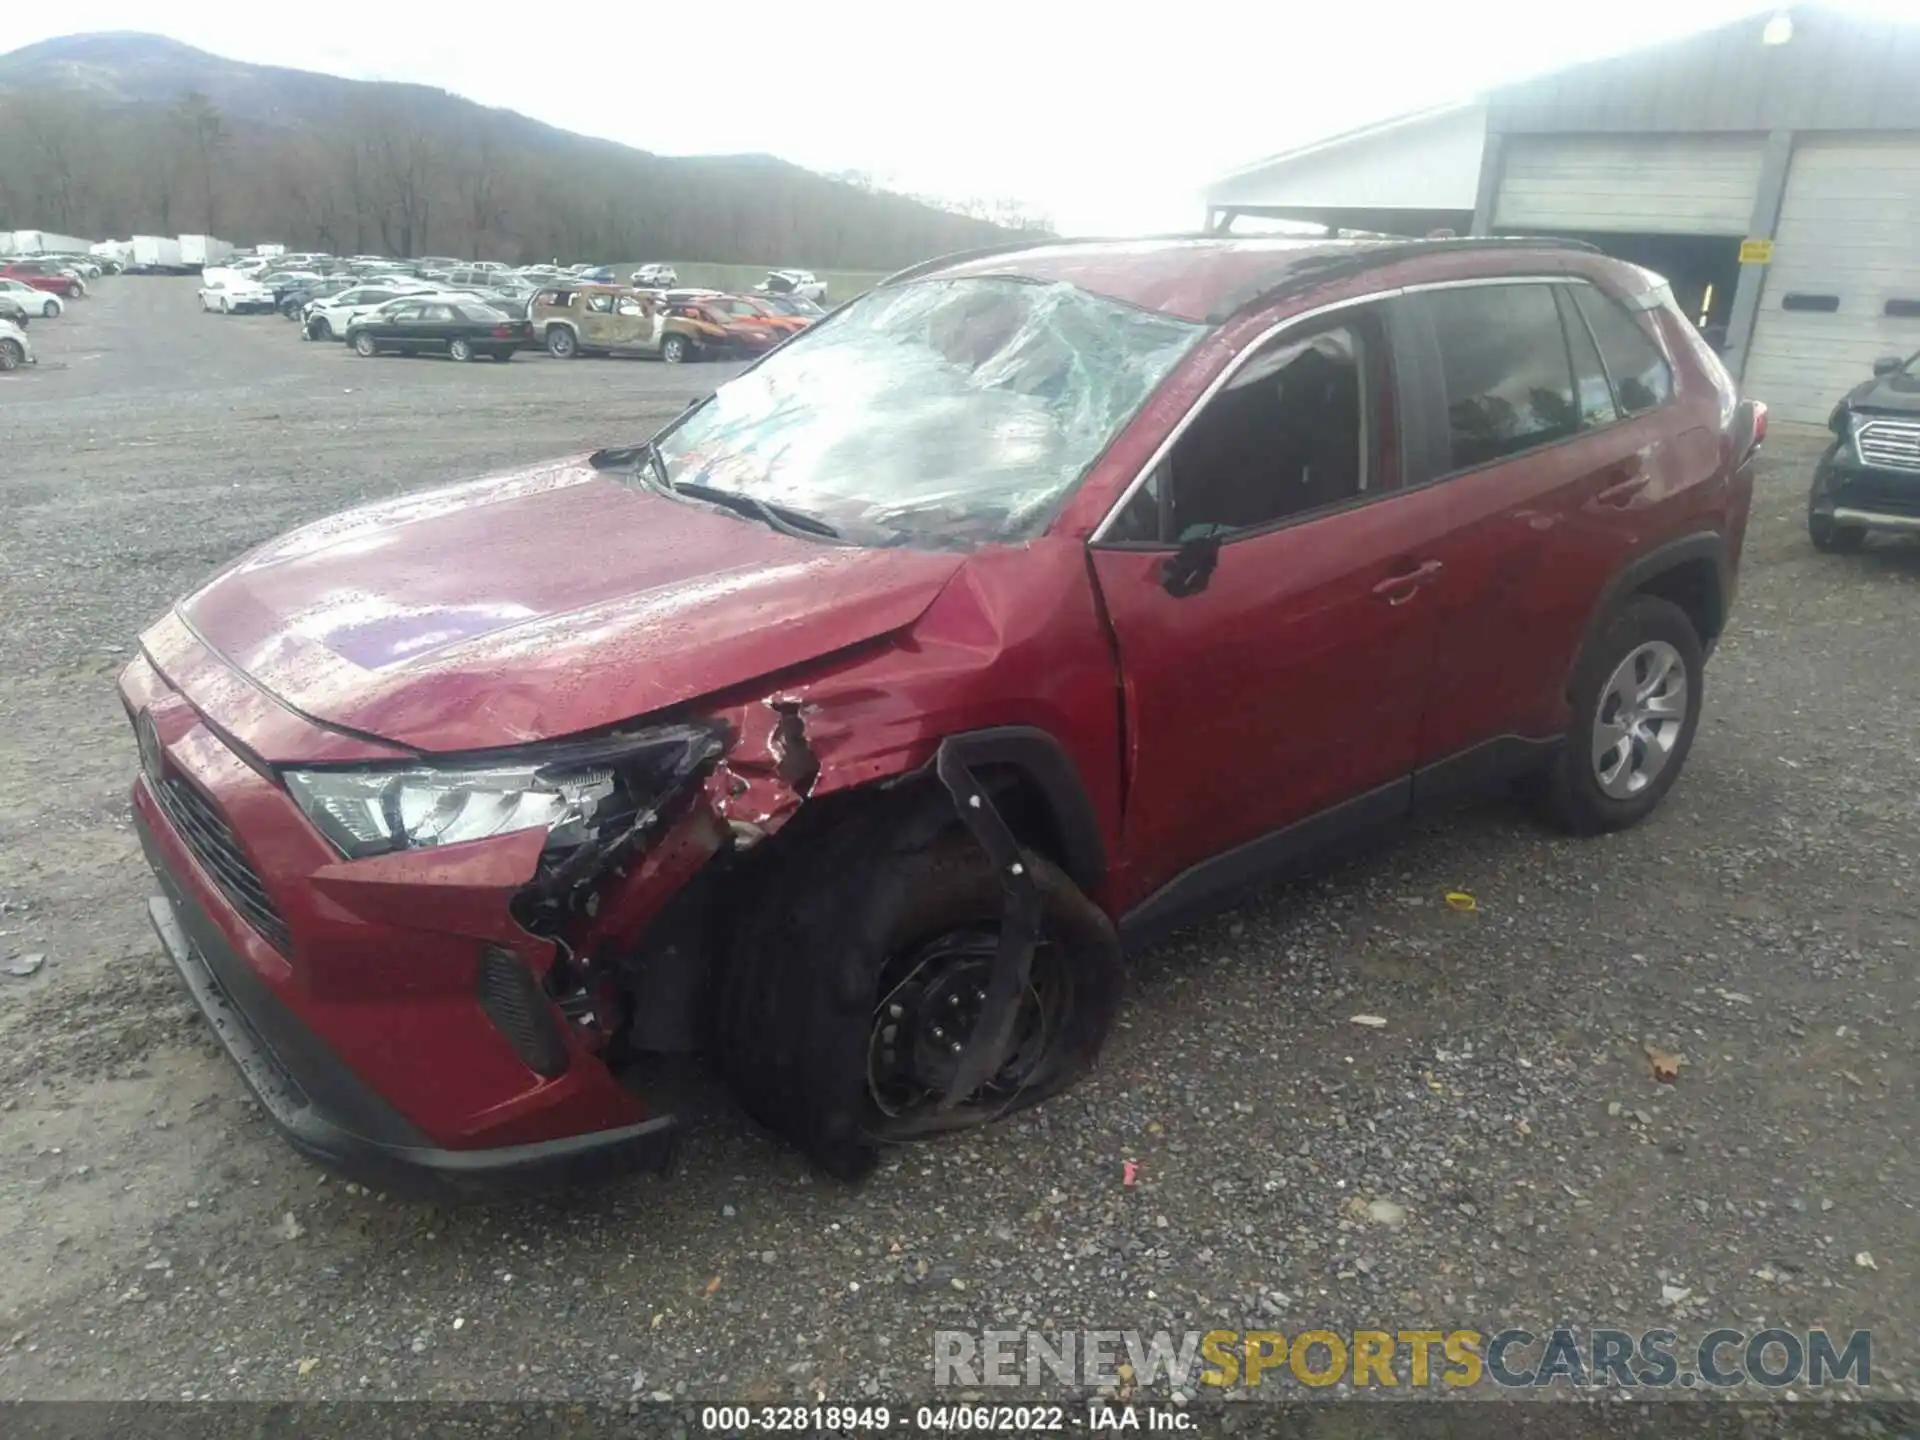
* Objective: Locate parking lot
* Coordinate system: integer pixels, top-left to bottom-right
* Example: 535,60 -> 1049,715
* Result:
0,276 -> 1915,1402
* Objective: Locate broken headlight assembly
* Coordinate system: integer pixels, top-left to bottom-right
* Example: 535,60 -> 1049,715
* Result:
283,722 -> 724,862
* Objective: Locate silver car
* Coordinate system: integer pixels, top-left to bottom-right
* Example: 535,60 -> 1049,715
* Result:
0,317 -> 36,371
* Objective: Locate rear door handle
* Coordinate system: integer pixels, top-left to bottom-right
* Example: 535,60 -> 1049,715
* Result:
1371,559 -> 1444,605
1596,473 -> 1650,508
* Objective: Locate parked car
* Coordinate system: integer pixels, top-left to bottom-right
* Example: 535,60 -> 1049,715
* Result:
199,275 -> 277,314
708,293 -> 808,336
279,276 -> 358,318
656,297 -> 783,360
0,317 -> 33,371
303,282 -> 435,340
532,285 -> 664,358
756,268 -> 826,302
346,297 -> 531,360
1808,350 -> 1920,551
0,262 -> 83,299
631,263 -> 678,287
0,295 -> 31,329
752,293 -> 826,324
121,236 -> 1762,1191
0,277 -> 63,317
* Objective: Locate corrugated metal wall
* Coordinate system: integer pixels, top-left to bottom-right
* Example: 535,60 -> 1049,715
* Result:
1488,7 -> 1920,136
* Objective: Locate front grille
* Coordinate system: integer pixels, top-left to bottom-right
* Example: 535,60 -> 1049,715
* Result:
152,774 -> 293,954
1856,419 -> 1920,473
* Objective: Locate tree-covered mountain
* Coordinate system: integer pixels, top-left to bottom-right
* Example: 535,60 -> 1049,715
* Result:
0,33 -> 1038,265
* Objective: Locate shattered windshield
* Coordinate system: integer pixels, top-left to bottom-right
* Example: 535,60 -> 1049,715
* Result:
653,278 -> 1204,546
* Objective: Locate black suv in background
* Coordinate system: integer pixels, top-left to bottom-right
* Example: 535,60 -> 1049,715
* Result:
1810,351 -> 1920,551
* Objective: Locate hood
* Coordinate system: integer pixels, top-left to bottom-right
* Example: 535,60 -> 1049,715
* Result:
1844,366 -> 1920,417
163,458 -> 966,753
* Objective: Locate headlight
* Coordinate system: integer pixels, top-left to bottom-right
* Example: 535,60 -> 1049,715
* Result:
283,723 -> 722,860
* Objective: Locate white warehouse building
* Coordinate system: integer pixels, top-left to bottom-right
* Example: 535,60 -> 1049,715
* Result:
1203,5 -> 1920,423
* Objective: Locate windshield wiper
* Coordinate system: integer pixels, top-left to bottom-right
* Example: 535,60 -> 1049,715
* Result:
668,480 -> 842,541
602,441 -> 842,541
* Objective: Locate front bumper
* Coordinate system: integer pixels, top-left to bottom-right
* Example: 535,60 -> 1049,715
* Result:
139,810 -> 677,1196
122,643 -> 682,1197
1818,445 -> 1920,531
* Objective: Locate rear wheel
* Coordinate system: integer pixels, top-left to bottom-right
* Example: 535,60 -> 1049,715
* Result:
718,806 -> 1122,1178
449,337 -> 474,362
42,299 -> 58,319
546,326 -> 578,358
661,333 -> 690,364
352,332 -> 378,357
1534,595 -> 1703,835
0,338 -> 22,372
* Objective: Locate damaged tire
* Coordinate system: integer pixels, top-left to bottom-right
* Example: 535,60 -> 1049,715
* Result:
718,804 -> 1121,1180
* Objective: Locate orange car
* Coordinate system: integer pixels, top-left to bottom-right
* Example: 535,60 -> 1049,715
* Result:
664,298 -> 785,358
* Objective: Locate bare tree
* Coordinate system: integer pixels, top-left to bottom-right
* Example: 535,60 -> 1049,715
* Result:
172,91 -> 229,232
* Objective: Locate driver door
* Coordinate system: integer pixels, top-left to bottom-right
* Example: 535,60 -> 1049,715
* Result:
1089,302 -> 1452,909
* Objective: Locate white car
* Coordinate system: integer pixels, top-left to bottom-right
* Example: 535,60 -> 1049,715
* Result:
631,263 -> 678,287
303,281 -> 437,340
0,317 -> 34,372
757,268 -> 827,302
0,277 -> 63,318
199,276 -> 277,313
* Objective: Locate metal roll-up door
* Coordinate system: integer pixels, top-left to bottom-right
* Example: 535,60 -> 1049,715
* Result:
1741,135 -> 1920,425
1494,135 -> 1766,235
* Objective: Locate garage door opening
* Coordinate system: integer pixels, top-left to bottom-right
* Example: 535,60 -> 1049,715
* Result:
1506,230 -> 1742,352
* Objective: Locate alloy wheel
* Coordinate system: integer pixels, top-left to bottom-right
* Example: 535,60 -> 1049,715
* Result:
1592,640 -> 1687,799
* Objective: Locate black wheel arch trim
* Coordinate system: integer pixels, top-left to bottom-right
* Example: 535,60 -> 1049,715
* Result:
912,726 -> 1108,892
1579,530 -> 1729,670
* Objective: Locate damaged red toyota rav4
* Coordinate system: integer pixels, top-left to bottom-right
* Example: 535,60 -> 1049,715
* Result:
125,236 -> 1763,1193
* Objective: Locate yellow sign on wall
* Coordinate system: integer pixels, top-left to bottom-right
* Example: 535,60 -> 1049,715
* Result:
1739,238 -> 1776,265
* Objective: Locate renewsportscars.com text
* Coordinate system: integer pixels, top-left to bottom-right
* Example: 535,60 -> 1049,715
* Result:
933,1327 -> 1873,1390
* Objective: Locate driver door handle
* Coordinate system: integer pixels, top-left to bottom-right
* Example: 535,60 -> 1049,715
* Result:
1371,559 -> 1444,605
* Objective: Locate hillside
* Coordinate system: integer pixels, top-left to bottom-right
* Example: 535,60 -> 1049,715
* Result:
0,33 -> 1028,267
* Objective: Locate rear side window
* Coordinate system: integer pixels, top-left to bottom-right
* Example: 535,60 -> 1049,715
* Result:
1571,285 -> 1674,416
1555,287 -> 1618,430
1425,284 -> 1578,470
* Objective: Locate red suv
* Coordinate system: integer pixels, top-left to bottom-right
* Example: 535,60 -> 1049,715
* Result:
0,261 -> 83,298
123,237 -> 1763,1192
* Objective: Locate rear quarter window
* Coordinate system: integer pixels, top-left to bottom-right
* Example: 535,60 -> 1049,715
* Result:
1571,285 -> 1674,416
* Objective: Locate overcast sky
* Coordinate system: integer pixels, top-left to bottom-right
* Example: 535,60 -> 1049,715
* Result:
3,0 -> 1915,233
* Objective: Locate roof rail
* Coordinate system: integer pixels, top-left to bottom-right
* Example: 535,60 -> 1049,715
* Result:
1203,234 -> 1604,323
875,239 -> 1060,289
874,232 -> 1227,290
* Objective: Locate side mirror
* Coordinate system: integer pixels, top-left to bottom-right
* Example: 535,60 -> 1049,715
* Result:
1160,535 -> 1219,598
1872,355 -> 1904,377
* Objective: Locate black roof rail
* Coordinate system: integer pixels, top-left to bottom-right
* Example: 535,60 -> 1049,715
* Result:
875,239 -> 1061,289
874,231 -> 1235,290
1203,235 -> 1605,324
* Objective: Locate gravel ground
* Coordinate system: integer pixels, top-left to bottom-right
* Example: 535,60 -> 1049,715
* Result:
0,278 -> 1914,1408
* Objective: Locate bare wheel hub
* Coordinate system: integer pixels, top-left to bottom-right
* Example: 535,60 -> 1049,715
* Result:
867,930 -> 1050,1120
1592,639 -> 1687,799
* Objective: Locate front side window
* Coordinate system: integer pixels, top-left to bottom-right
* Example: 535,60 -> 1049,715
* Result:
654,277 -> 1202,547
1111,319 -> 1382,544
1426,284 -> 1578,470
1571,285 -> 1674,415
586,293 -> 615,314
